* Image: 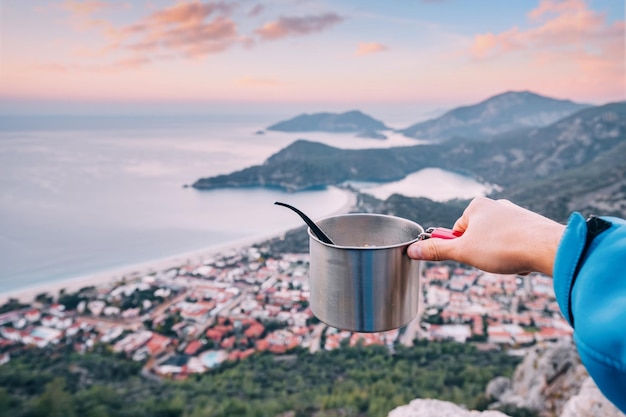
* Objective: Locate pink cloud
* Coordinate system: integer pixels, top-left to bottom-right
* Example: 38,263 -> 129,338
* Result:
255,13 -> 343,40
355,42 -> 389,56
528,0 -> 586,20
52,1 -> 345,70
469,0 -> 624,88
113,2 -> 242,59
146,1 -> 234,26
471,0 -> 623,59
125,16 -> 238,53
471,27 -> 524,58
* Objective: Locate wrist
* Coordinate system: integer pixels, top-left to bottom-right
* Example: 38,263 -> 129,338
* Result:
534,220 -> 566,276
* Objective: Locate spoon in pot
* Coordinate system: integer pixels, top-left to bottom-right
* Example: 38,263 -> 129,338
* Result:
274,201 -> 335,245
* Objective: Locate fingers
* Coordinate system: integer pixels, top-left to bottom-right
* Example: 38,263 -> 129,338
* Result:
452,215 -> 468,234
408,238 -> 457,261
453,196 -> 486,233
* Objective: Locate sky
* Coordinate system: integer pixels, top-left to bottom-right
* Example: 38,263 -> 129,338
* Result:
0,0 -> 624,115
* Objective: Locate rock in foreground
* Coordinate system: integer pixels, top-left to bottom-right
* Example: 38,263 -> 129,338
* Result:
560,377 -> 626,417
388,399 -> 510,417
490,340 -> 587,416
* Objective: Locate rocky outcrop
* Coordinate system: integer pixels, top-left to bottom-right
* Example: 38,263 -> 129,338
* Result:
390,339 -> 624,417
488,339 -> 588,416
560,377 -> 625,417
388,399 -> 510,417
486,338 -> 625,417
485,377 -> 511,401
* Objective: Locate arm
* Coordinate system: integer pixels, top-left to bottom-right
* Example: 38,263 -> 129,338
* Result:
554,213 -> 626,411
407,197 -> 626,412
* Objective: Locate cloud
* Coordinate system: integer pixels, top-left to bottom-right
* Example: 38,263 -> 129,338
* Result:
471,27 -> 523,58
470,0 -> 623,59
124,16 -> 239,55
528,0 -> 586,20
467,0 -> 624,97
53,1 -> 345,69
255,13 -> 343,40
113,2 -> 243,58
144,1 -> 234,26
355,42 -> 389,56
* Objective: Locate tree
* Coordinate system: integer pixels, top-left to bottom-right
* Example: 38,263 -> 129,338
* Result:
35,292 -> 53,305
0,298 -> 27,314
0,388 -> 10,417
30,378 -> 76,417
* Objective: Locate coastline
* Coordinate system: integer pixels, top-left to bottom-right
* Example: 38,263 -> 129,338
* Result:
0,187 -> 357,305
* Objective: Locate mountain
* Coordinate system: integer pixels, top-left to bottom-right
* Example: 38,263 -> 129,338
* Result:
267,110 -> 389,134
455,102 -> 626,218
192,102 -> 626,221
192,139 -> 439,192
399,91 -> 590,142
443,102 -> 626,185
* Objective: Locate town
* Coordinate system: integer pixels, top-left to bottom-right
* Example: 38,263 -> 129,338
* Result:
0,242 -> 571,379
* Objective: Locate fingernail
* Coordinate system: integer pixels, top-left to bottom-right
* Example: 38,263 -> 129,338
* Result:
408,244 -> 423,260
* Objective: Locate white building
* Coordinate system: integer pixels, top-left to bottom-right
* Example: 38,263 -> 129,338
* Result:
431,324 -> 471,343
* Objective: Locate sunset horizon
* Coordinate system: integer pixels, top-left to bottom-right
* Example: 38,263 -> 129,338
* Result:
0,0 -> 624,114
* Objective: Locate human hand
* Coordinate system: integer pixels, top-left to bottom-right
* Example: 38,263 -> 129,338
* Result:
407,197 -> 566,276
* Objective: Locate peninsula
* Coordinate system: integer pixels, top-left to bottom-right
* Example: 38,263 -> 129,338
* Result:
193,102 -> 626,222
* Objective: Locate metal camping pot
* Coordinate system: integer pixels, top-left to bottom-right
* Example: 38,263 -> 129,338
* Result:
308,213 -> 424,332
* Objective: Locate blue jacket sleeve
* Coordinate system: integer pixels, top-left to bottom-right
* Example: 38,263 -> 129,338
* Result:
554,213 -> 626,412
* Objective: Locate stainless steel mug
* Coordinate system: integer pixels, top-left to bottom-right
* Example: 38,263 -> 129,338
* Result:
308,213 -> 423,332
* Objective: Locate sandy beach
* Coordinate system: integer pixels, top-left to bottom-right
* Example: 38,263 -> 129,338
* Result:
0,188 -> 357,305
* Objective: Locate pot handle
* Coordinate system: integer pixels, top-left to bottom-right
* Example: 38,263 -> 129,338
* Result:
419,227 -> 462,240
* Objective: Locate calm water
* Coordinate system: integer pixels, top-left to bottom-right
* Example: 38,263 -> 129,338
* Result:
0,115 -> 487,294
348,168 -> 495,201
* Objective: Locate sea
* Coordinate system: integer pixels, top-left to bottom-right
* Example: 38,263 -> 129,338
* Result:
0,114 -> 492,295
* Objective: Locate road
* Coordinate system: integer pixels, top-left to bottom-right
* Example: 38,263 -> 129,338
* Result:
400,285 -> 425,346
309,323 -> 326,353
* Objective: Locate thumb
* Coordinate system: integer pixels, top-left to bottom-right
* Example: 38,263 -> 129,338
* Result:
408,239 -> 455,261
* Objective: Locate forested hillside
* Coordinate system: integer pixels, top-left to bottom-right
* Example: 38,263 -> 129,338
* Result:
0,341 -> 522,417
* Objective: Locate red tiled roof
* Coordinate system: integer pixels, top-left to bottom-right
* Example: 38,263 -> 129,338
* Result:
146,334 -> 171,355
205,329 -> 225,341
184,340 -> 203,355
255,339 -> 270,352
244,323 -> 264,338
